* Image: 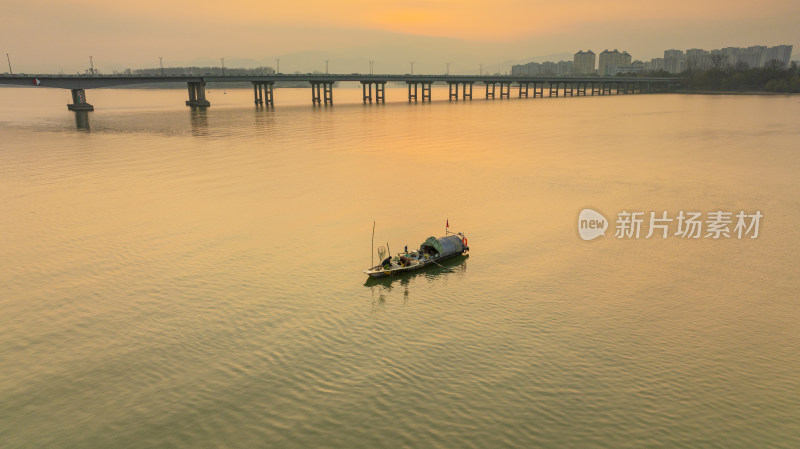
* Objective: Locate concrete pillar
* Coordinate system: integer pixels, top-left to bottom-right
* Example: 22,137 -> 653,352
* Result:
533,82 -> 544,98
186,82 -> 210,107
323,82 -> 333,105
265,82 -> 274,106
253,82 -> 274,106
422,82 -> 432,102
463,82 -> 473,100
408,82 -> 418,102
485,82 -> 496,99
549,82 -> 559,97
499,82 -> 510,99
518,82 -> 529,98
253,82 -> 263,105
67,88 -> 94,111
448,82 -> 459,101
564,83 -> 573,97
362,81 -> 372,103
311,82 -> 321,104
376,82 -> 386,103
74,111 -> 91,130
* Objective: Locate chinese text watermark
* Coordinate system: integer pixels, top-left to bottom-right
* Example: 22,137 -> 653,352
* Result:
578,208 -> 762,241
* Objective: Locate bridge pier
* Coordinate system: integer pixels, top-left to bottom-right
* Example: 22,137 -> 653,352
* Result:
408,82 -> 419,102
564,83 -> 574,97
447,82 -> 459,101
549,82 -> 559,97
602,83 -> 612,95
74,111 -> 91,130
518,82 -> 529,98
577,83 -> 586,96
533,82 -> 544,98
361,81 -> 386,103
377,82 -> 386,102
421,82 -> 432,102
447,82 -> 473,100
362,81 -> 373,103
499,82 -> 511,99
310,81 -> 334,105
186,81 -> 210,107
67,88 -> 94,111
485,82 -> 496,99
252,81 -> 274,106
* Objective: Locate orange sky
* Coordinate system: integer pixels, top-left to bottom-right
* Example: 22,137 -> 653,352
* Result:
3,0 -> 798,73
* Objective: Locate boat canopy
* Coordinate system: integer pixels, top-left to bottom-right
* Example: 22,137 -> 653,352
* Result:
420,235 -> 464,258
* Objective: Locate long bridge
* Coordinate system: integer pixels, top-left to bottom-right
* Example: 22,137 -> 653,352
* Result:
0,73 -> 683,111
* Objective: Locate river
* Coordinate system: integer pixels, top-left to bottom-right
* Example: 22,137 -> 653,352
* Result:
1,86 -> 798,448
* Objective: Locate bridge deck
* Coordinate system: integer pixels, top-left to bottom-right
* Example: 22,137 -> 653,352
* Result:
0,74 -> 680,89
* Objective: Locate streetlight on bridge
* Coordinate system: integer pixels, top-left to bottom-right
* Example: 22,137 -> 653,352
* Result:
410,61 -> 415,75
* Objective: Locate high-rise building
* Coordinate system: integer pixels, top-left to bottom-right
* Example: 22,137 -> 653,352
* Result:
645,58 -> 664,72
573,50 -> 596,74
541,61 -> 557,75
598,49 -> 632,76
703,45 -> 793,69
512,62 -> 543,76
512,58 -> 575,76
685,49 -> 711,71
557,60 -> 574,75
664,50 -> 685,73
763,45 -> 793,67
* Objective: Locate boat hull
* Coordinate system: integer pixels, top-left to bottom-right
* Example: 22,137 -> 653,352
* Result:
363,251 -> 467,278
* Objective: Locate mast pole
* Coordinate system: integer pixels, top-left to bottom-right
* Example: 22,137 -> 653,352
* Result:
371,221 -> 375,268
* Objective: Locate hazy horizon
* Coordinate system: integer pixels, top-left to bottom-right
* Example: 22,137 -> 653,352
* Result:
3,0 -> 798,75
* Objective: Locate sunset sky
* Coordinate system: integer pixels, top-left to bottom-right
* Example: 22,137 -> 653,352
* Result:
3,0 -> 798,74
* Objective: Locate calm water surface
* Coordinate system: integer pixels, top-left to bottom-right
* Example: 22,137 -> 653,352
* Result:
1,87 -> 799,448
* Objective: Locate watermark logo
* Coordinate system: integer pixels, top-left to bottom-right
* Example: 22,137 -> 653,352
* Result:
578,208 -> 609,241
578,208 -> 763,241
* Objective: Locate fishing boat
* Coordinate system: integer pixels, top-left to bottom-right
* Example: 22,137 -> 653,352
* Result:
363,228 -> 470,278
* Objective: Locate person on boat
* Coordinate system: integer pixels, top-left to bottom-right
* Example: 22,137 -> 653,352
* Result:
381,256 -> 391,269
399,255 -> 410,266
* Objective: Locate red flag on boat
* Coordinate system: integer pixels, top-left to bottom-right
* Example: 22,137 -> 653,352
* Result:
446,219 -> 449,228
33,78 -> 41,86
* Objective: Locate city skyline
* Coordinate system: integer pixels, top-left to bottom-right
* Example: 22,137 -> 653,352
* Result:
3,0 -> 799,74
